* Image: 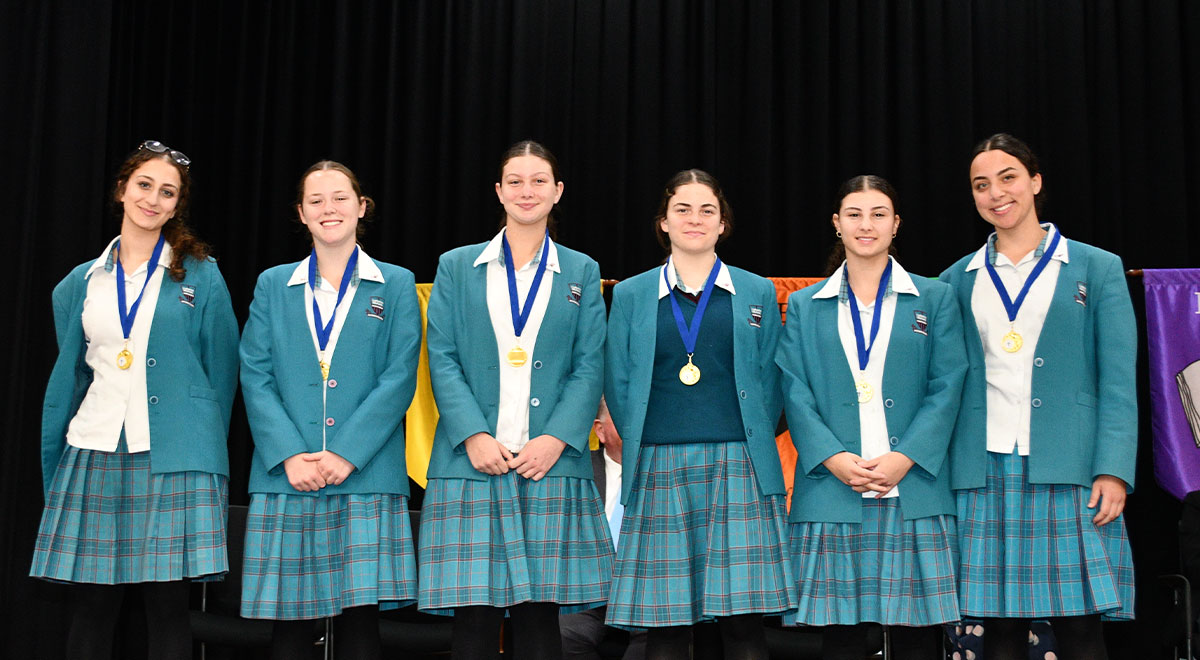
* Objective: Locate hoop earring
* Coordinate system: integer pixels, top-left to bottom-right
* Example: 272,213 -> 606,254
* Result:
835,231 -> 842,238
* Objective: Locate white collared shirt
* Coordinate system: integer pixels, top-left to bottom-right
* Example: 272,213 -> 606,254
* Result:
288,247 -> 386,449
67,237 -> 172,452
657,255 -> 736,299
966,223 -> 1068,455
602,450 -> 622,518
813,257 -> 920,498
475,229 -> 560,453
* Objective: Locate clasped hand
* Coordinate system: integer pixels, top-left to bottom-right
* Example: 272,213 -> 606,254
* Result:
822,451 -> 915,498
283,451 -> 356,492
464,432 -> 566,481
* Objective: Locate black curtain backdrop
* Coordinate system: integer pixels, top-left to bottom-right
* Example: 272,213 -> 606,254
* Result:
5,1 -> 1199,657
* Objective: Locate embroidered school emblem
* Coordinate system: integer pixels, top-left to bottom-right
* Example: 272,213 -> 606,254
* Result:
1074,281 -> 1088,306
366,296 -> 385,320
179,284 -> 196,308
748,304 -> 763,328
911,310 -> 928,336
566,282 -> 582,306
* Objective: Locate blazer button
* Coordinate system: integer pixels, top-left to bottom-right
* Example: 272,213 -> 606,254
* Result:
889,436 -> 899,446
530,397 -> 540,407
146,357 -> 157,367
1034,357 -> 1044,367
148,395 -> 159,405
884,398 -> 894,408
533,360 -> 543,369
325,417 -> 335,426
1031,398 -> 1042,408
746,427 -> 754,437
328,379 -> 338,388
739,389 -> 747,399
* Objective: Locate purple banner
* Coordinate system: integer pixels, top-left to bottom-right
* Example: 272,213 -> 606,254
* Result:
1144,269 -> 1200,501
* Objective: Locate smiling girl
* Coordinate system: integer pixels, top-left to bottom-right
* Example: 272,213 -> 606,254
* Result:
32,141 -> 238,660
239,161 -> 422,660
604,169 -> 794,659
941,134 -> 1137,659
776,176 -> 967,659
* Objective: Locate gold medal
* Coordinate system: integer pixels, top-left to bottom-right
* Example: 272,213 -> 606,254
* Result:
679,355 -> 701,386
319,360 -> 330,381
507,345 -> 528,367
856,380 -> 873,403
116,345 -> 133,370
1001,328 -> 1023,353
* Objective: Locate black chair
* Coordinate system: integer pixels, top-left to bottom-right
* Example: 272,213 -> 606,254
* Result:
191,504 -> 331,659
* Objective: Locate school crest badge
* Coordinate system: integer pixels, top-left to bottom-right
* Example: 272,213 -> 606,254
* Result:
748,304 -> 763,328
366,296 -> 385,320
179,284 -> 196,308
1074,281 -> 1088,306
566,282 -> 582,306
911,310 -> 928,336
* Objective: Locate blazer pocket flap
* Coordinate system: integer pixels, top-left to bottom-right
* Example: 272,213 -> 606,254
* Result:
189,385 -> 220,401
1076,391 -> 1099,408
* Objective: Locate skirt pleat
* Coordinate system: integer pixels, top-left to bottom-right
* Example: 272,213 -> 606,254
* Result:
418,473 -> 614,615
787,498 -> 960,626
605,442 -> 796,629
241,493 -> 417,620
31,446 -> 228,584
957,450 -> 1135,620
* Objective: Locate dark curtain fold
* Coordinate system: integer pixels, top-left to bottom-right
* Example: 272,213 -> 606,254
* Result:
5,1 -> 1199,657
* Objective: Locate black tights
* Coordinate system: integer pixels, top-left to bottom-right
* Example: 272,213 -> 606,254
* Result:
645,614 -> 768,660
983,615 -> 1107,660
66,581 -> 192,660
272,604 -> 381,660
824,623 -> 943,660
451,602 -> 561,660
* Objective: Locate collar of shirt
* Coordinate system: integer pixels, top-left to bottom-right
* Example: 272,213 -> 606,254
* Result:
286,246 -> 385,288
812,257 -> 919,301
965,222 -> 1070,272
472,228 -> 562,273
656,254 -> 736,299
87,235 -> 174,279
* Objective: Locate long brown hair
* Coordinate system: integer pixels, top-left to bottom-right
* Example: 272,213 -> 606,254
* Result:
112,146 -> 209,281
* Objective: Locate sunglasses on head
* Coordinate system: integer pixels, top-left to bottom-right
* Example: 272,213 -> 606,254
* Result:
139,140 -> 191,169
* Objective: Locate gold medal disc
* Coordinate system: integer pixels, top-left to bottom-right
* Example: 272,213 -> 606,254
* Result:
116,348 -> 133,370
856,380 -> 873,403
679,360 -> 701,386
319,360 -> 330,381
1001,329 -> 1024,353
507,346 -> 529,367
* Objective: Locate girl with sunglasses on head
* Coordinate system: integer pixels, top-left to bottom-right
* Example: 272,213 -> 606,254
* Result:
776,175 -> 967,659
238,160 -> 422,660
941,134 -> 1137,659
32,140 -> 238,660
418,140 -> 613,660
604,169 -> 795,660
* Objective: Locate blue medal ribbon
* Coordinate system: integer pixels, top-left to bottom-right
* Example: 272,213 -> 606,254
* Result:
115,234 -> 167,340
982,226 -> 1061,323
501,230 -> 550,339
309,246 -> 360,352
846,259 -> 893,371
663,257 -> 723,356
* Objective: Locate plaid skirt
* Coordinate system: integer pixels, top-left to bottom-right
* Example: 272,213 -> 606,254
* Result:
957,450 -> 1135,620
31,446 -> 228,584
241,493 -> 417,620
418,472 -> 614,615
786,499 -> 959,626
605,442 -> 796,629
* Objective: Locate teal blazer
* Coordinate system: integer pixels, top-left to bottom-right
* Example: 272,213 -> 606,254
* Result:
777,273 -> 967,523
239,260 -> 421,496
41,256 -> 239,496
425,242 -> 605,481
605,265 -> 785,504
939,240 -> 1138,491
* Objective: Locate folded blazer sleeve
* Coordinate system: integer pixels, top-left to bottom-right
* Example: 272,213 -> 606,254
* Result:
603,283 -> 633,442
426,253 -> 491,450
239,273 -> 309,474
542,259 -> 605,456
1090,253 -> 1139,490
776,293 -> 845,478
895,286 -> 968,480
197,261 -> 240,433
326,272 -> 422,471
